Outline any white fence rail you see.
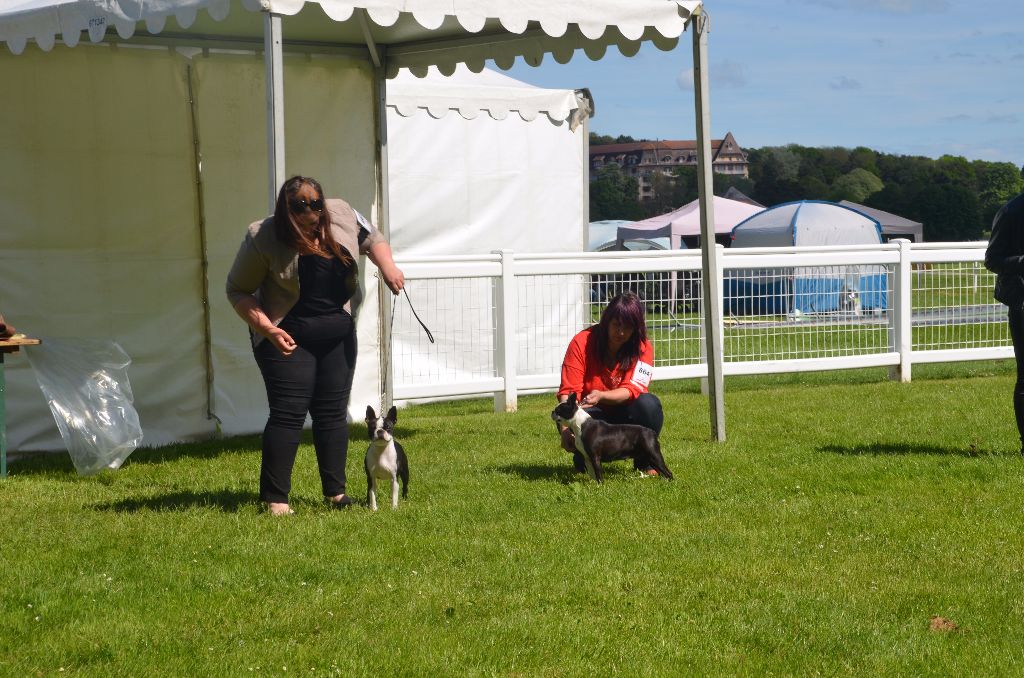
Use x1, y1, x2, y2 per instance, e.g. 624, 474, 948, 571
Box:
390, 241, 1011, 411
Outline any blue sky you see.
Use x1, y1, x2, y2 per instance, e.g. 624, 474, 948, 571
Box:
501, 0, 1024, 164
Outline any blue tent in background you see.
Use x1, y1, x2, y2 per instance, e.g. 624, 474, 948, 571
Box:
726, 201, 886, 315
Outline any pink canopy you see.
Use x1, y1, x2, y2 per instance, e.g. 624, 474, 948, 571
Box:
617, 196, 764, 249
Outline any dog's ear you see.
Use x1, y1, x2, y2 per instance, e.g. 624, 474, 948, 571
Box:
386, 405, 398, 423
567, 392, 577, 406
365, 405, 376, 421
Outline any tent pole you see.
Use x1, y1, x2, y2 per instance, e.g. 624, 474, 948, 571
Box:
691, 10, 726, 441
185, 62, 221, 429
263, 12, 286, 211
363, 15, 393, 411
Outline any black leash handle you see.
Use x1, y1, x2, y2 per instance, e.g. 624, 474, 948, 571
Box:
391, 287, 434, 344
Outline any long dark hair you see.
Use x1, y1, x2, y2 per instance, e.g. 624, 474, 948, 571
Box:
594, 292, 648, 371
273, 175, 352, 265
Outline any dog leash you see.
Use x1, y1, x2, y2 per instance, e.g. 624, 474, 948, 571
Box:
392, 287, 434, 345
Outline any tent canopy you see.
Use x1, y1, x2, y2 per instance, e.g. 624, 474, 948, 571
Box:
1, 0, 701, 73
731, 200, 883, 248
838, 200, 924, 242
616, 195, 763, 249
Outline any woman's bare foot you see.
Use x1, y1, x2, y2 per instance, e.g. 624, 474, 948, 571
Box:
266, 502, 293, 516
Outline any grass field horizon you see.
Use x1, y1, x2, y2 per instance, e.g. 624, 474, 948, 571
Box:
3, 361, 1023, 675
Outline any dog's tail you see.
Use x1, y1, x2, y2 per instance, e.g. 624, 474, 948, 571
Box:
650, 438, 673, 480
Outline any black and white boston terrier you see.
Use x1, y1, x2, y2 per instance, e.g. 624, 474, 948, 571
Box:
551, 392, 673, 483
364, 405, 409, 510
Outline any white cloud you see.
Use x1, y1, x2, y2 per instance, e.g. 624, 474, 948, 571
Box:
791, 0, 950, 12
676, 61, 747, 91
987, 114, 1020, 124
829, 76, 862, 90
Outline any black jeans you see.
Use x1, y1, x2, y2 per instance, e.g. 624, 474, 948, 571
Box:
253, 315, 356, 504
1008, 306, 1024, 449
572, 393, 664, 470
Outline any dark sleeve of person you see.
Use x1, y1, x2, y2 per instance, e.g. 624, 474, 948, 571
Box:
357, 225, 369, 247
985, 195, 1024, 274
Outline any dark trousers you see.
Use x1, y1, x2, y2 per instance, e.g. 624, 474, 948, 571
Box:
1009, 306, 1024, 449
573, 393, 664, 470
253, 321, 356, 504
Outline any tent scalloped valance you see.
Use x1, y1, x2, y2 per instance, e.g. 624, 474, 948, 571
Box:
386, 64, 588, 125
0, 0, 700, 65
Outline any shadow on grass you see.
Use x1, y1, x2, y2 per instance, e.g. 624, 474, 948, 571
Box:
819, 441, 1008, 457
94, 489, 255, 513
492, 463, 579, 484
9, 422, 427, 478
8, 434, 264, 477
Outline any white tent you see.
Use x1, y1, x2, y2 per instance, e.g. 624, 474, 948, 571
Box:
0, 0, 713, 452
386, 65, 592, 400
387, 65, 591, 257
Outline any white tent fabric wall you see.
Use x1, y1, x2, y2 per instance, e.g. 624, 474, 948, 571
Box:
386, 66, 590, 390
0, 46, 382, 450
1, 46, 211, 451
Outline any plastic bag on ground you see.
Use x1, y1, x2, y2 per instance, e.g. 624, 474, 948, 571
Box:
26, 338, 143, 476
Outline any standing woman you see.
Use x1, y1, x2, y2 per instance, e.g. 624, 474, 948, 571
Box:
984, 190, 1024, 454
227, 176, 404, 515
556, 291, 664, 474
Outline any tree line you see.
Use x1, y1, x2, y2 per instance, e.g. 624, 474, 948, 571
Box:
589, 133, 1024, 241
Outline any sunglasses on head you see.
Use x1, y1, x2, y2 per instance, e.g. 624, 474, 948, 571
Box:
288, 197, 324, 214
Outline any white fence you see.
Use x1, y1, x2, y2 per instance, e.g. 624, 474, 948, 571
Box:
389, 241, 1011, 411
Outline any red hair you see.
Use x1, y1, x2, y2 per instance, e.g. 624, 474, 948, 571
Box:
594, 292, 648, 371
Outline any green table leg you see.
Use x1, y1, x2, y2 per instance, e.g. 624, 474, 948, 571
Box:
1, 351, 6, 479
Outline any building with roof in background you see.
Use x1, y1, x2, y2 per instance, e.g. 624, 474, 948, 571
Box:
590, 132, 749, 200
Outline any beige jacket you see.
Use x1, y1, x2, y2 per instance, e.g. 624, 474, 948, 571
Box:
225, 198, 385, 345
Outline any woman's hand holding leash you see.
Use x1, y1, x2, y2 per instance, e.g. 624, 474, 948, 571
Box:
380, 264, 405, 295
580, 390, 605, 407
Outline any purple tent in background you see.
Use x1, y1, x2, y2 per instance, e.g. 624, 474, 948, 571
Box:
616, 196, 764, 250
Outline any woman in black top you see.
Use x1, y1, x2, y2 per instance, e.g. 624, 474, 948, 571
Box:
984, 190, 1024, 454
229, 176, 404, 515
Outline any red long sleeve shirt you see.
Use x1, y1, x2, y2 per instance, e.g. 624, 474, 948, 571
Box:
558, 327, 654, 402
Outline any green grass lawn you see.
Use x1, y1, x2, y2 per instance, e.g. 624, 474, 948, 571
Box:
3, 361, 1024, 675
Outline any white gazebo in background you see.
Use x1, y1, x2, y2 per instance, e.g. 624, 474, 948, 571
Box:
0, 0, 726, 449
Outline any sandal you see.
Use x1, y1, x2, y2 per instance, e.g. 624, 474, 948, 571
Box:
327, 494, 354, 509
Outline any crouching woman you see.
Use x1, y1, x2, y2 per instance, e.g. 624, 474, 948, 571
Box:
556, 291, 664, 474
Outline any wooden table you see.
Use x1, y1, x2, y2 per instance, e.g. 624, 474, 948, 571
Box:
1, 337, 41, 478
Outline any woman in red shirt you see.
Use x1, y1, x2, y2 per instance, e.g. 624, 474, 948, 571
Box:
557, 292, 664, 474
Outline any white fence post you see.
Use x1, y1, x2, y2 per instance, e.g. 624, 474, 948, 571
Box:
890, 238, 912, 382
493, 249, 518, 412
